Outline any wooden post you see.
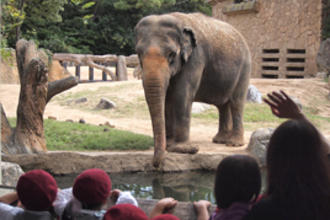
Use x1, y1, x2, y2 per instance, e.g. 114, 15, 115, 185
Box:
89, 66, 94, 81
102, 70, 107, 81
75, 65, 81, 80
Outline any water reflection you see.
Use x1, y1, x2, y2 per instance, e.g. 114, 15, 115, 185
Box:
55, 169, 266, 204
55, 171, 216, 203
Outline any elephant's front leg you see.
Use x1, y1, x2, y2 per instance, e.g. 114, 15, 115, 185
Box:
165, 93, 176, 148
166, 84, 198, 154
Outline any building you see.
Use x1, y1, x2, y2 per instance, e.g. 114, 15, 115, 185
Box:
207, 0, 324, 78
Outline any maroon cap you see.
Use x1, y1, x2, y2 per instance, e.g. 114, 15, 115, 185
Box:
103, 204, 149, 220
73, 168, 111, 205
151, 214, 180, 220
16, 169, 57, 211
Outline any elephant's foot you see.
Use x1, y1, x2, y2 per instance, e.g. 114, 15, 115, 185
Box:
212, 131, 231, 144
153, 149, 166, 168
225, 133, 244, 147
167, 143, 199, 154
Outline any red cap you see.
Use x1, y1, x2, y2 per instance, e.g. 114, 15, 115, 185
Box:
103, 204, 149, 220
16, 169, 57, 211
151, 214, 180, 220
73, 168, 111, 205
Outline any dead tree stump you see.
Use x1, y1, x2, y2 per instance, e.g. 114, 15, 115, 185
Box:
1, 39, 78, 154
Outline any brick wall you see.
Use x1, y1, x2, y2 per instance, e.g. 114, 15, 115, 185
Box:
209, 0, 323, 78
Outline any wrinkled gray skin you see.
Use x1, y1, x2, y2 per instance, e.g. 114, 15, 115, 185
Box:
135, 12, 251, 167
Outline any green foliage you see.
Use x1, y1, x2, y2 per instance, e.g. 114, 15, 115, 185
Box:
8, 118, 153, 151
1, 0, 211, 54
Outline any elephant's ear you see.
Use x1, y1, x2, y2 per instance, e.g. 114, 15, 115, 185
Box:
181, 27, 197, 63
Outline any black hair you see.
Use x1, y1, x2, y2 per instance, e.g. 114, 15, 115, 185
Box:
214, 154, 261, 209
266, 119, 330, 219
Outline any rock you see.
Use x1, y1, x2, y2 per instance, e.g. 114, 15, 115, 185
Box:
1, 162, 24, 187
247, 85, 262, 103
67, 97, 88, 105
317, 38, 330, 74
48, 116, 57, 120
65, 119, 74, 123
0, 48, 19, 84
96, 98, 116, 109
104, 128, 110, 132
79, 119, 86, 124
316, 72, 328, 79
104, 121, 115, 128
247, 128, 275, 167
291, 96, 303, 110
191, 102, 211, 114
74, 97, 88, 104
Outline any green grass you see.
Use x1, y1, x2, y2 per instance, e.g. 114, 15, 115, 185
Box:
8, 118, 153, 151
192, 103, 283, 123
192, 103, 330, 131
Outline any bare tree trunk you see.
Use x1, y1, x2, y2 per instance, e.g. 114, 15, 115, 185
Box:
1, 39, 78, 154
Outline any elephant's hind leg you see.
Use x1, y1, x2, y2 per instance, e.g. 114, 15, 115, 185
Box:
213, 102, 233, 144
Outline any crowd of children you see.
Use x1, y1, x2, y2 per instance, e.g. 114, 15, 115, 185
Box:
0, 90, 329, 220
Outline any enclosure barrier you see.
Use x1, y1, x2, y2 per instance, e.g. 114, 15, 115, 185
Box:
53, 53, 142, 83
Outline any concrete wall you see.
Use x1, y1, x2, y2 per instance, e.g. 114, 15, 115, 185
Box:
208, 0, 323, 78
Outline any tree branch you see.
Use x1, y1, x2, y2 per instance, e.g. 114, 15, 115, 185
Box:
47, 76, 79, 103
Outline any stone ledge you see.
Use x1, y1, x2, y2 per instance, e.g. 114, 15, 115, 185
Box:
2, 150, 246, 175
223, 1, 259, 15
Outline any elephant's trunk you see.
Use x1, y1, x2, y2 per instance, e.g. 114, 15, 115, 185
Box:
142, 48, 170, 167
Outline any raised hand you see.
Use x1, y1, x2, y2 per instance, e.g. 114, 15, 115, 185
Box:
149, 197, 178, 219
193, 200, 211, 220
263, 90, 305, 120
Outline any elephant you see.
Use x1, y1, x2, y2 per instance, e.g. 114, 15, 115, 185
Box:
135, 12, 251, 167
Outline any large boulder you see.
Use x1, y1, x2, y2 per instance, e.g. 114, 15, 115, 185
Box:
1, 162, 24, 187
247, 128, 274, 167
191, 102, 211, 114
317, 38, 330, 75
247, 85, 262, 103
96, 98, 116, 109
0, 48, 19, 84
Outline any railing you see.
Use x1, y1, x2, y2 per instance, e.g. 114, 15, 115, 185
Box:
53, 53, 141, 83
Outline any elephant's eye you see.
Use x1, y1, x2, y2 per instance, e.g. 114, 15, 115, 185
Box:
168, 52, 176, 65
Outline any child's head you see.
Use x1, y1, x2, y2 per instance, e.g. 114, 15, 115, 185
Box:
214, 155, 261, 209
16, 169, 58, 211
73, 168, 112, 210
103, 204, 148, 220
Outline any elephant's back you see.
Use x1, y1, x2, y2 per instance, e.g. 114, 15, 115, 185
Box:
170, 12, 249, 56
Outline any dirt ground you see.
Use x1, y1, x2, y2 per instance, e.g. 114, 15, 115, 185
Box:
1, 68, 329, 153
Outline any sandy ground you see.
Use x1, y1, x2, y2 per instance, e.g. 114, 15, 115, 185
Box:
1, 68, 329, 153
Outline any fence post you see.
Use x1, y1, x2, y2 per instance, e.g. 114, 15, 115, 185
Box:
89, 67, 94, 81
63, 62, 68, 70
102, 70, 107, 81
75, 65, 80, 80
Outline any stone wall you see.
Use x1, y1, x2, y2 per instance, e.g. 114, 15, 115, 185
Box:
208, 0, 323, 78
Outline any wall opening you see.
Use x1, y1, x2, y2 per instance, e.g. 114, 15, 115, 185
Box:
287, 49, 306, 54
286, 67, 304, 71
262, 74, 279, 78
262, 66, 279, 70
287, 58, 305, 63
263, 49, 280, 54
263, 58, 279, 62
286, 75, 304, 79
